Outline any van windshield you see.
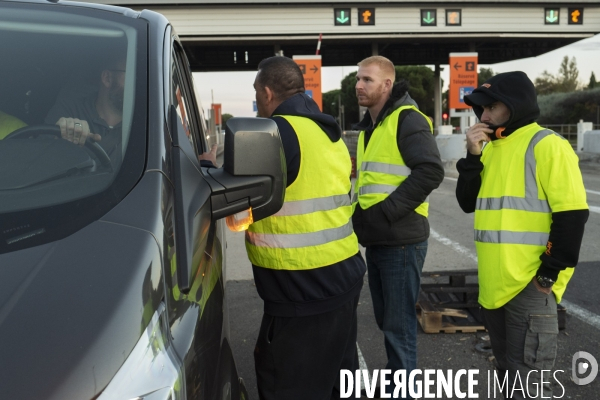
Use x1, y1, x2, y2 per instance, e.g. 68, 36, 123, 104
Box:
0, 3, 147, 253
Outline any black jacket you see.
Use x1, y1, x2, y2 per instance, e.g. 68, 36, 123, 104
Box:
352, 83, 445, 246
252, 93, 366, 318
456, 72, 589, 281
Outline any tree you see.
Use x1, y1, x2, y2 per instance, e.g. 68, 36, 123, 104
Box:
339, 71, 359, 128
339, 66, 436, 127
396, 66, 436, 118
534, 56, 580, 95
557, 55, 579, 92
588, 72, 598, 90
537, 87, 600, 124
535, 70, 559, 96
322, 89, 341, 120
222, 113, 233, 124
478, 68, 495, 86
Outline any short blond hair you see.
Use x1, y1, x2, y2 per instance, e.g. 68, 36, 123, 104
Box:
358, 56, 396, 82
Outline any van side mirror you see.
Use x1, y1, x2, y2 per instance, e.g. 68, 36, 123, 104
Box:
206, 117, 286, 222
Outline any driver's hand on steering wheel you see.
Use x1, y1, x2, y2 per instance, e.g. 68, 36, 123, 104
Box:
56, 117, 102, 146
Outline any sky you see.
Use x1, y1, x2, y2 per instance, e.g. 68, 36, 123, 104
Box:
193, 34, 600, 119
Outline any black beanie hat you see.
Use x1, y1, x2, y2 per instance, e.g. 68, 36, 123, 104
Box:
464, 71, 540, 135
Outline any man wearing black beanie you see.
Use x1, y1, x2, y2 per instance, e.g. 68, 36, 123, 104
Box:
456, 71, 589, 399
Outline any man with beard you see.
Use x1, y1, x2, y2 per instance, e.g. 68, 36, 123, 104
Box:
456, 71, 588, 399
45, 56, 127, 165
352, 56, 443, 398
46, 56, 219, 168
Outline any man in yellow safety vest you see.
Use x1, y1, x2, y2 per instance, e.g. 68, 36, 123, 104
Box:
456, 71, 589, 399
352, 56, 444, 398
247, 56, 366, 400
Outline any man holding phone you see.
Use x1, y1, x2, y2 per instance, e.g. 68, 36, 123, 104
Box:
455, 71, 588, 398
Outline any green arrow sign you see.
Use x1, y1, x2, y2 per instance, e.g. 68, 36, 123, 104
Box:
334, 8, 351, 25
545, 9, 559, 24
420, 9, 436, 26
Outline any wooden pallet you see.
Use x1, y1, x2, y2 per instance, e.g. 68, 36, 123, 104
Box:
416, 270, 568, 333
417, 292, 485, 333
417, 270, 486, 334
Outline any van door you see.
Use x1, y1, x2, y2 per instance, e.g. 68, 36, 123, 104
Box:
165, 38, 227, 399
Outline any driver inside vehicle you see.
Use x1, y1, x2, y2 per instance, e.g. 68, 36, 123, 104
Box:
0, 110, 27, 140
44, 55, 126, 162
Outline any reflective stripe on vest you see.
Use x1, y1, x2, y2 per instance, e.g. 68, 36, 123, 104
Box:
245, 115, 359, 270
475, 129, 554, 245
246, 220, 354, 249
474, 126, 578, 309
353, 186, 429, 203
476, 196, 550, 213
273, 194, 350, 217
362, 161, 412, 176
354, 105, 432, 217
474, 230, 549, 246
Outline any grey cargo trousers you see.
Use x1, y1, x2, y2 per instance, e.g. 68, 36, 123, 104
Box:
481, 279, 559, 399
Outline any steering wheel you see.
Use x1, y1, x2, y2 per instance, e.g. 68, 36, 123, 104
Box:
6, 124, 112, 170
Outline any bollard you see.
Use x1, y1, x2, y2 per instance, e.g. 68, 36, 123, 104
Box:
577, 120, 593, 152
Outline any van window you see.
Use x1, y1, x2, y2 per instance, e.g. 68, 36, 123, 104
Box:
171, 44, 207, 157
0, 3, 147, 253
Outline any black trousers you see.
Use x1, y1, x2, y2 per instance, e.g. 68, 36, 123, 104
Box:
254, 294, 360, 400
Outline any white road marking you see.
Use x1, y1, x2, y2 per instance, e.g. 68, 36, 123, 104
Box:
356, 342, 368, 391
357, 342, 368, 371
589, 205, 600, 215
430, 229, 478, 263
430, 229, 600, 330
444, 176, 457, 181
586, 189, 600, 196
560, 300, 600, 331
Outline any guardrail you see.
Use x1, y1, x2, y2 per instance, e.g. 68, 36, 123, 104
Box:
340, 124, 600, 156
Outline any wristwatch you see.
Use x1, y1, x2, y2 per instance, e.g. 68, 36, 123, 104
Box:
536, 275, 555, 288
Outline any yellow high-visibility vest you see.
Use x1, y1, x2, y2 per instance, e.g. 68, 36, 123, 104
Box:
353, 106, 433, 217
245, 115, 358, 270
0, 111, 27, 139
475, 123, 588, 309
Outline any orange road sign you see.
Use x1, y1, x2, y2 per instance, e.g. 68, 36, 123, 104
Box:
293, 55, 322, 110
212, 103, 222, 125
569, 8, 583, 24
449, 53, 478, 110
359, 8, 375, 25
362, 10, 371, 23
446, 10, 461, 25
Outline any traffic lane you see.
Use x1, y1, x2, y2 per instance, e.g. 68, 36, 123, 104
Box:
430, 174, 600, 311
357, 281, 600, 399
423, 174, 600, 392
581, 164, 600, 192
554, 169, 600, 328
426, 176, 478, 271
430, 173, 600, 265
564, 261, 600, 315
226, 278, 600, 400
579, 201, 600, 263
225, 171, 600, 398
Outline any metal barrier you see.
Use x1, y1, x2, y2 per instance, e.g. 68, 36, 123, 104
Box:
342, 130, 359, 158
342, 130, 360, 178
543, 124, 600, 148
